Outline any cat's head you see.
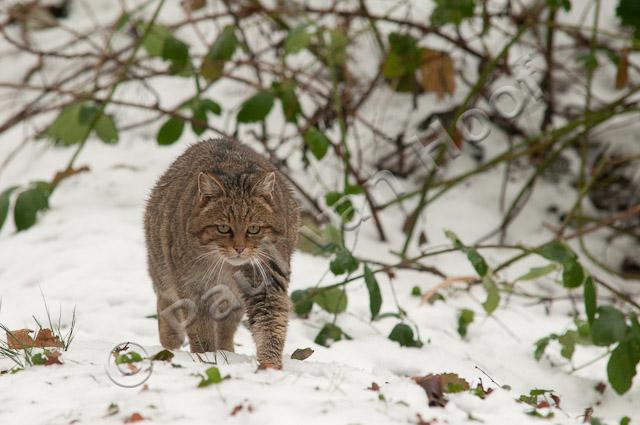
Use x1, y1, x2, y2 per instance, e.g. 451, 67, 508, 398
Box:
194, 171, 280, 266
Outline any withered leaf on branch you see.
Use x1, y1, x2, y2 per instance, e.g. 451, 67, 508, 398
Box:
6, 329, 35, 349
419, 48, 456, 100
181, 0, 206, 13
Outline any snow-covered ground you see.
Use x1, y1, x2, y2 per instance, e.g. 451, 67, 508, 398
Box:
1, 1, 639, 424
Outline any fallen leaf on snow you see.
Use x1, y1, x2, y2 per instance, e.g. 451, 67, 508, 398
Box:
413, 373, 470, 407
106, 403, 120, 417
230, 405, 243, 416
44, 351, 63, 366
150, 349, 174, 362
367, 382, 380, 392
6, 329, 35, 349
124, 412, 145, 423
34, 329, 63, 348
290, 347, 314, 360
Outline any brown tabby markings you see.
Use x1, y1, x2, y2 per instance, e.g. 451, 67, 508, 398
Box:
144, 138, 300, 368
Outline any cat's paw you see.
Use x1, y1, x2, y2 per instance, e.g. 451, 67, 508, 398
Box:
257, 361, 282, 371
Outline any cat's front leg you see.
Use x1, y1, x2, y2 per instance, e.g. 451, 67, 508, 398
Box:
245, 287, 290, 369
235, 258, 291, 369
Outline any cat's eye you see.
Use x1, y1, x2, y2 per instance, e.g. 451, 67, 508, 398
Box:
247, 225, 260, 235
216, 224, 231, 234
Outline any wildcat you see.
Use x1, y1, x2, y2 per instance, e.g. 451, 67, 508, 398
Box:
144, 138, 299, 369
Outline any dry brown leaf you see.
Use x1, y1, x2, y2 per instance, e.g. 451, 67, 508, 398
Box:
230, 405, 243, 416
6, 329, 35, 349
124, 413, 145, 423
413, 374, 446, 407
616, 48, 629, 90
44, 351, 63, 366
181, 0, 206, 13
419, 48, 456, 100
413, 373, 470, 407
551, 394, 561, 408
34, 329, 63, 348
367, 382, 380, 391
290, 347, 314, 361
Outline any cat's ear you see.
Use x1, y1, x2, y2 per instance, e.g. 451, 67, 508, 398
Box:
251, 172, 276, 199
197, 172, 225, 200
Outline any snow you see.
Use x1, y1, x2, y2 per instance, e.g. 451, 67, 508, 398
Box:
0, 1, 638, 424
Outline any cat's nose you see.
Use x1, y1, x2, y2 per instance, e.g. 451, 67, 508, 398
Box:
234, 246, 245, 255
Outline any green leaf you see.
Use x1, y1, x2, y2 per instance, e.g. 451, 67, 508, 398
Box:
303, 127, 330, 160
201, 25, 237, 82
481, 276, 500, 314
591, 306, 627, 346
207, 25, 237, 61
616, 0, 640, 39
326, 29, 348, 66
43, 104, 89, 146
273, 80, 301, 123
411, 286, 421, 297
141, 23, 173, 57
621, 417, 631, 425
329, 246, 358, 275
363, 265, 382, 320
607, 341, 637, 394
162, 36, 189, 63
14, 185, 49, 231
151, 349, 174, 362
0, 186, 19, 231
198, 366, 222, 387
162, 36, 190, 73
115, 12, 130, 32
95, 113, 118, 144
237, 90, 275, 123
537, 240, 576, 264
515, 264, 557, 281
191, 104, 207, 136
562, 259, 585, 288
584, 277, 597, 325
534, 336, 552, 361
291, 289, 313, 317
457, 308, 475, 338
314, 287, 347, 314
199, 99, 222, 115
325, 191, 341, 207
388, 323, 422, 347
382, 32, 421, 78
314, 323, 343, 347
431, 0, 476, 26
444, 230, 489, 277
115, 351, 143, 364
558, 330, 577, 360
31, 353, 47, 365
157, 117, 184, 145
284, 24, 312, 55
546, 0, 571, 11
